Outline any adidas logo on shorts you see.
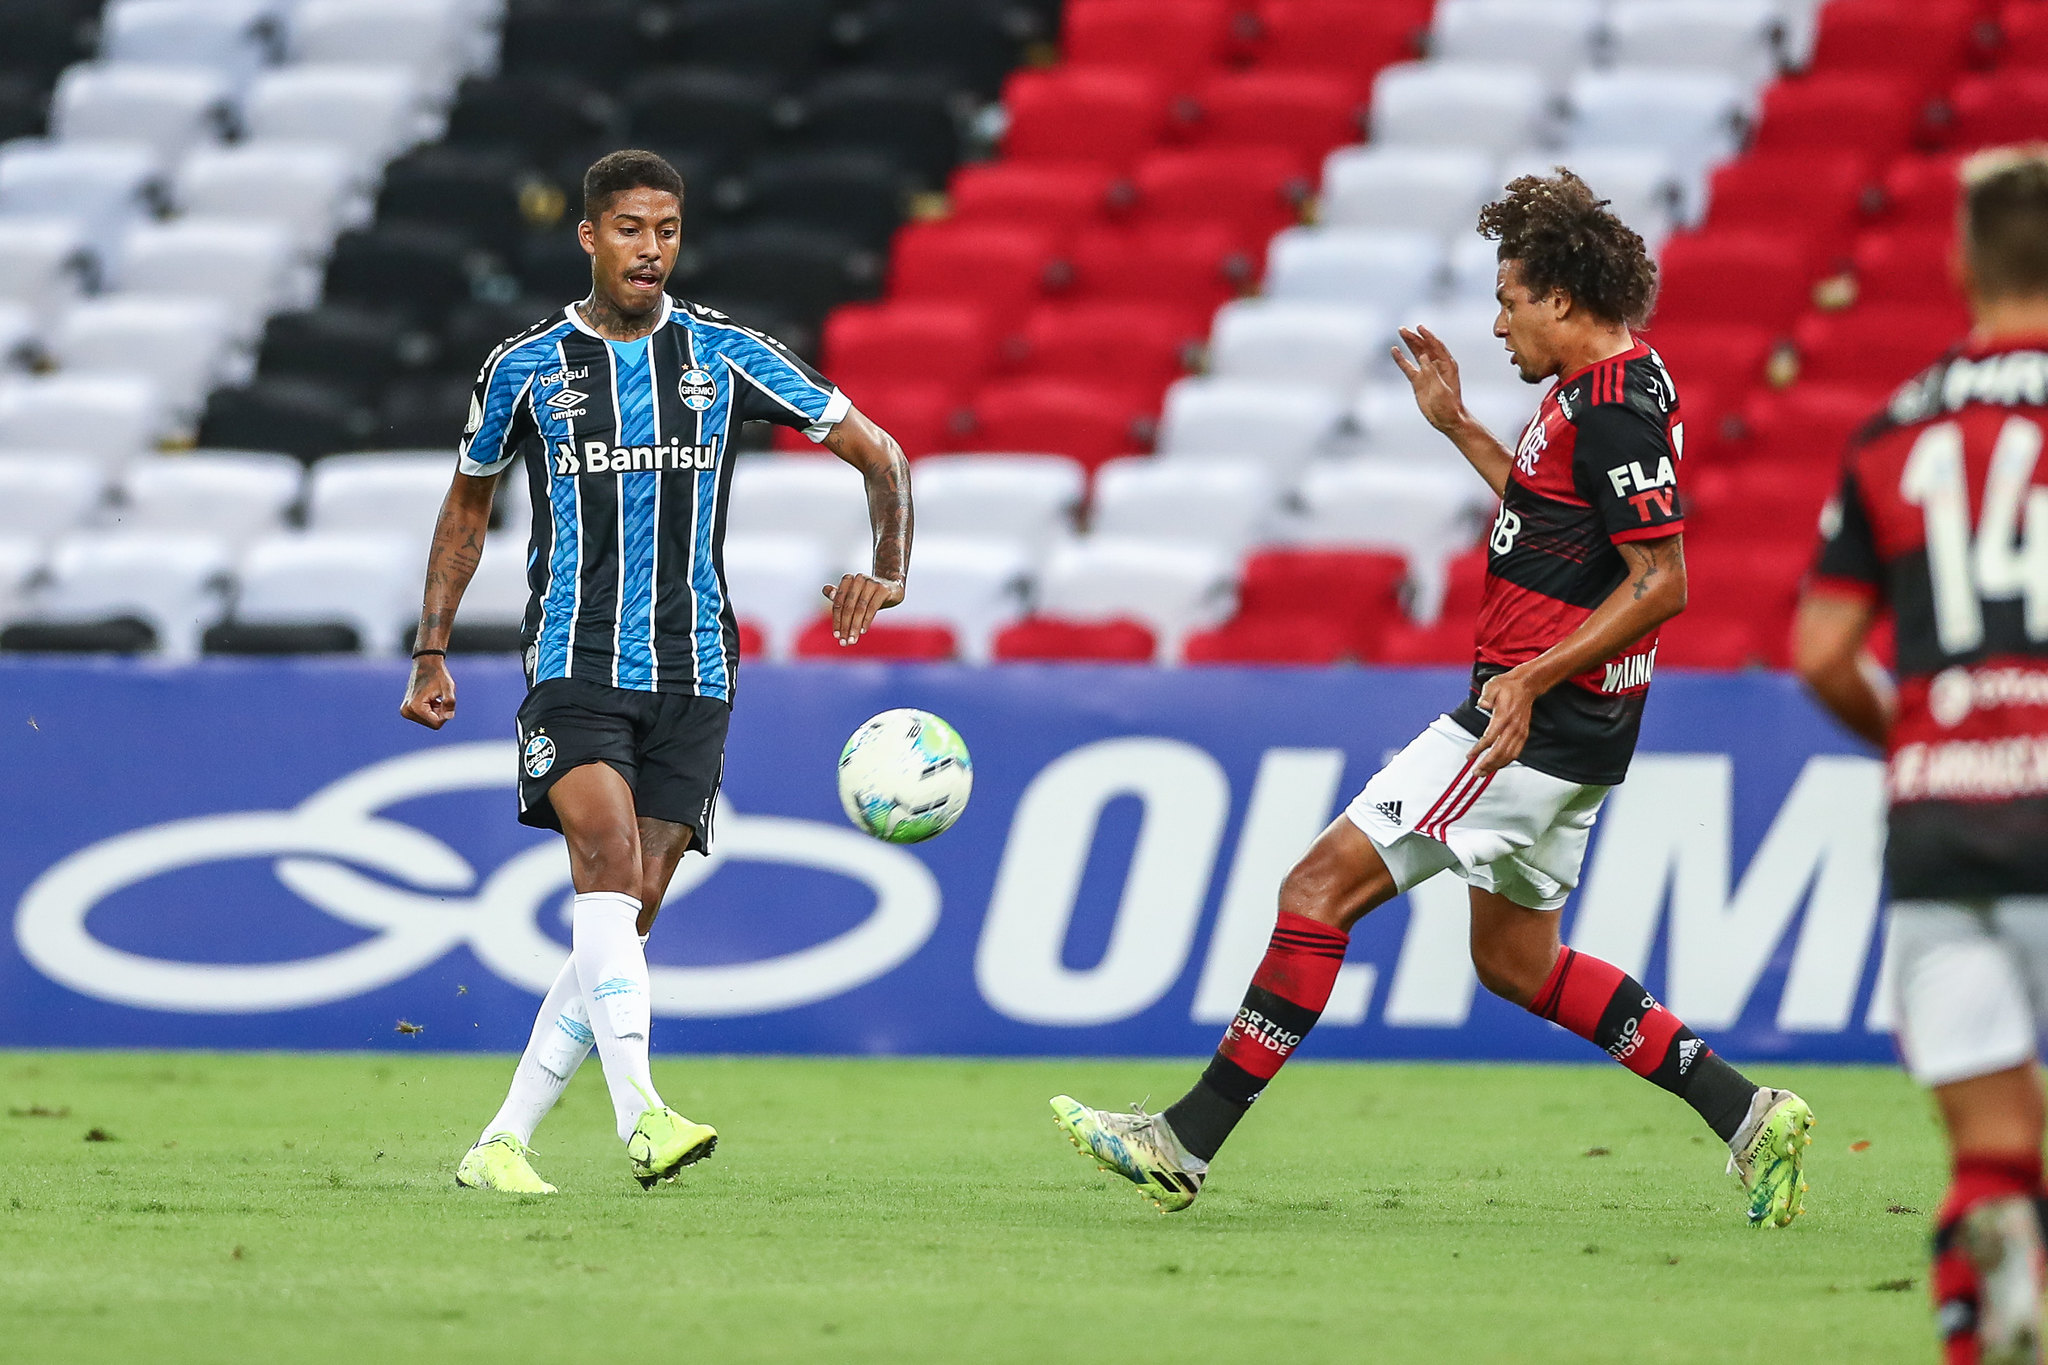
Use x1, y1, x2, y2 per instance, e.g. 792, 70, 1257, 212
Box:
1373, 800, 1403, 824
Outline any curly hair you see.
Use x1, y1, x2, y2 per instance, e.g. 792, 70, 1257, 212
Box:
1476, 169, 1658, 328
582, 148, 685, 224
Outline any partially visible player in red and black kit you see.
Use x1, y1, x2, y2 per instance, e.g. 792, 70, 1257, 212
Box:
1050, 171, 1815, 1228
1797, 148, 2048, 1365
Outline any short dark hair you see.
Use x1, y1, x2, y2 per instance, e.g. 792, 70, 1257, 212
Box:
1477, 169, 1659, 328
1962, 146, 2048, 301
582, 149, 685, 224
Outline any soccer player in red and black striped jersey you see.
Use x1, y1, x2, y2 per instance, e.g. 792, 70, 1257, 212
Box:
1796, 148, 2048, 1365
1052, 171, 1814, 1228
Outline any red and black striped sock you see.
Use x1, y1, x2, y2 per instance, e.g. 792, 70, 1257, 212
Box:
1930, 1154, 2046, 1364
1529, 947, 1758, 1143
1162, 911, 1350, 1161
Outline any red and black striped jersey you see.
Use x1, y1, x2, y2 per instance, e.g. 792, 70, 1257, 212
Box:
1812, 333, 2048, 897
1448, 340, 1685, 786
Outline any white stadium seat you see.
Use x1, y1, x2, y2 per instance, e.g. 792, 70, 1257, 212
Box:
0, 219, 92, 318
1156, 377, 1347, 468
50, 297, 235, 421
1034, 537, 1236, 652
101, 0, 278, 87
1608, 1, 1782, 85
0, 375, 165, 463
1564, 69, 1748, 179
1465, 384, 1544, 450
231, 532, 414, 654
1370, 63, 1551, 155
306, 453, 450, 548
49, 64, 234, 160
1354, 381, 1461, 464
1292, 462, 1489, 581
0, 142, 162, 232
721, 532, 834, 658
174, 144, 364, 255
1441, 232, 1504, 304
725, 456, 872, 558
288, 0, 484, 99
241, 66, 429, 172
1089, 458, 1280, 554
1499, 148, 1685, 237
0, 456, 106, 538
114, 219, 300, 334
1317, 146, 1497, 238
1263, 227, 1444, 314
1430, 0, 1605, 76
910, 453, 1083, 551
114, 453, 302, 543
17, 531, 231, 658
1208, 299, 1385, 393
0, 301, 33, 370
876, 534, 1031, 663
457, 533, 531, 631
0, 536, 41, 610
1398, 301, 1516, 389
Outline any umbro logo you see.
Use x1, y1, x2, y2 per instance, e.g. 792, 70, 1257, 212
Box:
546, 387, 589, 410
1374, 800, 1402, 824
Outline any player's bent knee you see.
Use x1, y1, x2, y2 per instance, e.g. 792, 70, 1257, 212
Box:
1278, 819, 1397, 931
1468, 936, 1549, 1007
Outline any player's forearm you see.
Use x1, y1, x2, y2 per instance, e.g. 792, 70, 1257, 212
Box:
1792, 593, 1893, 748
1440, 412, 1513, 498
1520, 537, 1685, 693
864, 440, 912, 585
412, 475, 496, 651
1800, 654, 1894, 749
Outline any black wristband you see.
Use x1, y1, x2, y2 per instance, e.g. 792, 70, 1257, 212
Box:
410, 648, 446, 659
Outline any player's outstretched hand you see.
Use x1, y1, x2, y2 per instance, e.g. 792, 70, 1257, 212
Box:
822, 572, 905, 646
1469, 665, 1538, 774
400, 655, 457, 729
1393, 325, 1467, 434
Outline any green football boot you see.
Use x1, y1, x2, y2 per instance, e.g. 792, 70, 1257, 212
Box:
1728, 1088, 1815, 1228
627, 1107, 718, 1189
1050, 1095, 1207, 1213
455, 1134, 557, 1194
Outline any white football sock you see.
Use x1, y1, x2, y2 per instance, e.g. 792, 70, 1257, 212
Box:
478, 954, 592, 1148
571, 890, 664, 1142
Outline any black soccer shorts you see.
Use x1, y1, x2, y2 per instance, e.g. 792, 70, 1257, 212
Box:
513, 678, 730, 851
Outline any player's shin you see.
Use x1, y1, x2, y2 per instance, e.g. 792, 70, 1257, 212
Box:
1528, 947, 1758, 1141
1162, 911, 1350, 1161
479, 956, 593, 1147
1932, 1154, 2047, 1365
570, 890, 665, 1142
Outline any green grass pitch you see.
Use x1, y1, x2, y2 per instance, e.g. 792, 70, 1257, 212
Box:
0, 1052, 1943, 1364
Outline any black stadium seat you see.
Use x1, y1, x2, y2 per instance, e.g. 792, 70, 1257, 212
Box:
499, 0, 660, 81
198, 379, 376, 461
0, 76, 50, 143
377, 147, 540, 258
797, 72, 963, 183
624, 68, 788, 155
854, 0, 1046, 98
0, 0, 103, 90
731, 151, 915, 250
256, 306, 421, 394
379, 375, 476, 449
661, 0, 842, 78
203, 622, 363, 656
441, 297, 566, 375
325, 226, 482, 321
684, 225, 883, 323
445, 75, 618, 163
2, 619, 158, 655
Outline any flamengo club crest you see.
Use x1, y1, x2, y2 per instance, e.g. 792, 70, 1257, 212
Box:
678, 367, 717, 411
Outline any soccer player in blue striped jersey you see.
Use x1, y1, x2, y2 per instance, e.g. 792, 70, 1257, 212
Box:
400, 150, 913, 1193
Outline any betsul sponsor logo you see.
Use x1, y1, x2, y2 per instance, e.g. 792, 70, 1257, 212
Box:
14, 743, 939, 1016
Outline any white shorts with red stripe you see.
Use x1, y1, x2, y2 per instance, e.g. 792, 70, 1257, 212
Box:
1343, 715, 1610, 912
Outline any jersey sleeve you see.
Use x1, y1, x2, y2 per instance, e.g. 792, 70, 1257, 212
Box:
721, 326, 850, 441
1573, 401, 1686, 543
457, 341, 537, 476
1810, 462, 1886, 601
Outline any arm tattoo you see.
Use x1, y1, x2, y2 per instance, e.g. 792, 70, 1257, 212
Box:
866, 447, 911, 584
414, 480, 494, 648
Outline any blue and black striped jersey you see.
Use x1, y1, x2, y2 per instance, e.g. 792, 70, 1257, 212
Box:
458, 296, 847, 700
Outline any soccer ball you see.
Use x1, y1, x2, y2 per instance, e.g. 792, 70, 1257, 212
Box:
836, 709, 973, 843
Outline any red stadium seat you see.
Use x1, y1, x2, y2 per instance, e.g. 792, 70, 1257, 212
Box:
1702, 153, 1875, 250
888, 221, 1059, 312
962, 378, 1154, 471
1639, 322, 1776, 410
1852, 225, 1962, 308
1656, 231, 1818, 330
1808, 0, 1977, 91
1000, 66, 1172, 167
832, 381, 962, 458
1008, 300, 1203, 391
1944, 71, 2048, 150
993, 616, 1157, 661
1208, 548, 1410, 660
1792, 304, 1966, 389
1878, 152, 1972, 226
1245, 0, 1423, 84
794, 617, 957, 661
1999, 3, 2048, 71
823, 300, 995, 396
1731, 384, 1887, 474
1750, 74, 1925, 155
1376, 549, 1484, 664
1062, 0, 1236, 92
1066, 221, 1250, 310
735, 618, 767, 657
1129, 146, 1311, 242
1655, 616, 1763, 670
1187, 71, 1365, 159
1182, 615, 1353, 664
947, 162, 1118, 232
